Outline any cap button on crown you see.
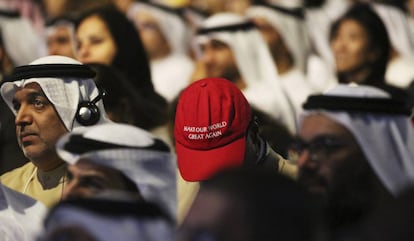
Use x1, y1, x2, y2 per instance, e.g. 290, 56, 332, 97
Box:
200, 81, 207, 87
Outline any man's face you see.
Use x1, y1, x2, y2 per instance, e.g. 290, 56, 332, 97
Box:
199, 39, 241, 82
12, 82, 68, 169
296, 114, 367, 197
76, 15, 117, 65
134, 12, 170, 60
47, 25, 76, 59
252, 17, 282, 52
62, 159, 133, 200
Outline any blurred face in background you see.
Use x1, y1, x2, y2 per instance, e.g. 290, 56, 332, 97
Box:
76, 15, 117, 65
133, 12, 170, 60
47, 25, 76, 58
252, 17, 288, 60
199, 39, 241, 82
330, 19, 374, 79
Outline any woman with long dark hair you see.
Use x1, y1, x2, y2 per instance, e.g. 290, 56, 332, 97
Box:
75, 4, 167, 108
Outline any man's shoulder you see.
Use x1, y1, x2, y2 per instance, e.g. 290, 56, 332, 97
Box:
1, 162, 36, 185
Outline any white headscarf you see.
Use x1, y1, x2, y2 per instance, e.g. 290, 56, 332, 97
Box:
0, 183, 47, 241
127, 2, 190, 55
0, 11, 46, 66
371, 3, 414, 60
300, 84, 414, 196
246, 4, 310, 72
194, 13, 278, 87
38, 196, 173, 241
56, 122, 177, 222
0, 55, 110, 131
194, 13, 297, 132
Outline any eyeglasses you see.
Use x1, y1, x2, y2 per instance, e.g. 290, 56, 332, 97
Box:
287, 135, 352, 163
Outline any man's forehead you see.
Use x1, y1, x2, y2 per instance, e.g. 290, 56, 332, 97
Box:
75, 158, 118, 175
14, 82, 46, 97
301, 114, 352, 138
201, 39, 230, 48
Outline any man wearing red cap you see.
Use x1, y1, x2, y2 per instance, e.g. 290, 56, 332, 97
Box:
174, 78, 297, 221
175, 78, 296, 181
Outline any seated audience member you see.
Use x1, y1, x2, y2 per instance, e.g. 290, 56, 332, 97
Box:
178, 167, 325, 241
37, 193, 173, 241
127, 1, 194, 103
0, 55, 110, 207
291, 83, 414, 239
75, 4, 167, 108
247, 2, 317, 118
174, 78, 297, 223
56, 122, 177, 222
329, 3, 412, 107
45, 16, 77, 59
175, 78, 297, 182
192, 13, 297, 133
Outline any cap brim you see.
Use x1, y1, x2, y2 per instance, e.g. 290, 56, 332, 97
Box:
176, 137, 246, 181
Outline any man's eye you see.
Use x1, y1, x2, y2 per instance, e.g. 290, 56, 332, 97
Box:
81, 178, 105, 191
66, 171, 74, 183
12, 103, 21, 112
33, 99, 45, 109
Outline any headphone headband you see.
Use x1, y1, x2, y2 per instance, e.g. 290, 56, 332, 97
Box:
6, 64, 96, 82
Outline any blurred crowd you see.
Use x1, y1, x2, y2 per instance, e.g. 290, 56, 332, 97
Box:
0, 0, 413, 241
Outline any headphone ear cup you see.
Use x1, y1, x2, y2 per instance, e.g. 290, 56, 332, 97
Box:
75, 101, 100, 126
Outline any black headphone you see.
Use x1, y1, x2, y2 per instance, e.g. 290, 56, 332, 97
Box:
8, 63, 103, 126
75, 88, 105, 126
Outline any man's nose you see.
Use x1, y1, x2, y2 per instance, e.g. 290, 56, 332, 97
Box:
201, 48, 214, 63
15, 104, 33, 126
297, 149, 318, 170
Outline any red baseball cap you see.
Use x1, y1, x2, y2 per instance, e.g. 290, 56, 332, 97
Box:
174, 78, 252, 181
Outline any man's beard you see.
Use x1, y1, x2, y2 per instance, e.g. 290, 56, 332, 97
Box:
207, 65, 241, 84
298, 162, 378, 233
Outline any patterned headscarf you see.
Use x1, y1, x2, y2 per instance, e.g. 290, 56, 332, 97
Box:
56, 122, 177, 221
1, 55, 110, 131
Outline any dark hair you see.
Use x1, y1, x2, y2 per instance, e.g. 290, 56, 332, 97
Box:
329, 3, 391, 85
75, 5, 166, 106
87, 63, 168, 130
